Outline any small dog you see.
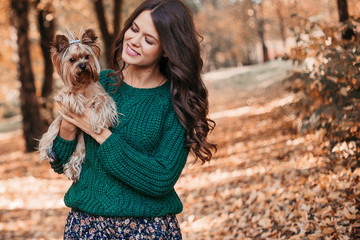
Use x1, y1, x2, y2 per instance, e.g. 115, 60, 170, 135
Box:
39, 29, 118, 182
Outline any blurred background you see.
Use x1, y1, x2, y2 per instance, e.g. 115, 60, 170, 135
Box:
1, 0, 360, 239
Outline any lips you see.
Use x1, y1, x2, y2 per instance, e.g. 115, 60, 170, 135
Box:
126, 44, 140, 56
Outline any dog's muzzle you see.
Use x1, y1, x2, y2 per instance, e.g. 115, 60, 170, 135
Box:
79, 63, 86, 71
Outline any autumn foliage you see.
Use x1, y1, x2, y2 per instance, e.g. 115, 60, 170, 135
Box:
287, 16, 360, 170
1, 0, 360, 239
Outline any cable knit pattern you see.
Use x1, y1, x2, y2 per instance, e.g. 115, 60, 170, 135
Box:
50, 70, 189, 217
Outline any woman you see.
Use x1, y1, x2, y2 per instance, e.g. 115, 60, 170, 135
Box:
52, 0, 216, 238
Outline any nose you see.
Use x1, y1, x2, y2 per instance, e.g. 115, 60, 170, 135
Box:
130, 34, 141, 46
79, 63, 86, 71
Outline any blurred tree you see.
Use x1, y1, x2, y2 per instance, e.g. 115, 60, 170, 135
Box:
257, 18, 269, 62
35, 0, 57, 126
337, 0, 350, 22
272, 0, 287, 50
196, 1, 242, 70
247, 0, 269, 62
336, 0, 355, 39
93, 0, 123, 68
237, 0, 259, 65
36, 0, 55, 99
11, 0, 45, 152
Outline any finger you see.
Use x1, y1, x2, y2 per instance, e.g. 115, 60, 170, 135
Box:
60, 109, 78, 119
60, 113, 83, 132
58, 110, 67, 120
58, 111, 74, 123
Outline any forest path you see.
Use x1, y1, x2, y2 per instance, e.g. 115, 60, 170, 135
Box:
1, 61, 359, 239
177, 60, 359, 239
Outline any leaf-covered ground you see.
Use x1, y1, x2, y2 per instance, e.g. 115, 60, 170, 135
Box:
0, 61, 359, 239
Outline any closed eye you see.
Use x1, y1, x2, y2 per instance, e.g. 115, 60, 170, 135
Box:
145, 38, 154, 45
130, 26, 138, 32
131, 21, 159, 45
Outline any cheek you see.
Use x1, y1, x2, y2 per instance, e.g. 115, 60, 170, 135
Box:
123, 29, 134, 42
143, 44, 163, 59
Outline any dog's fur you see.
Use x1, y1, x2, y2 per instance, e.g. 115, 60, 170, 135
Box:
39, 29, 118, 182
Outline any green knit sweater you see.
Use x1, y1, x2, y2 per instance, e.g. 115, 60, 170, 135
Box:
50, 69, 189, 218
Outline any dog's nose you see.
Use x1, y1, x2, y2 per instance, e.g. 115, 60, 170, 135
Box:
79, 63, 86, 71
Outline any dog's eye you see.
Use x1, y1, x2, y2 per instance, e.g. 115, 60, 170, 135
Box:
70, 58, 76, 63
85, 55, 89, 59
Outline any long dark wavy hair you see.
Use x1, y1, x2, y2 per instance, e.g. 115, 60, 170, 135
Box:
110, 0, 216, 163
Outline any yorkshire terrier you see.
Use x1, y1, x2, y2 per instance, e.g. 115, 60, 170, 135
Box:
39, 28, 118, 182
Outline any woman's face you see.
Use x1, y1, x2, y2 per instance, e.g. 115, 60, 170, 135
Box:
122, 10, 164, 69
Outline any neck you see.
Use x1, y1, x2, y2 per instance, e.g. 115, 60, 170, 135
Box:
123, 65, 165, 88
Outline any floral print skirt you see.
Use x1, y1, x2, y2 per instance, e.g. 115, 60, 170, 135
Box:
64, 209, 182, 240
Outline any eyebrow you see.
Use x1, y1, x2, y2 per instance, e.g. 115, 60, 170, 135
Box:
132, 21, 160, 44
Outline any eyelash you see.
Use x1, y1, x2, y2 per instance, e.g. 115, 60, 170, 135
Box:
130, 26, 154, 45
145, 39, 154, 45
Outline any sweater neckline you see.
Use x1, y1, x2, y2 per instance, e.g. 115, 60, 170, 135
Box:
120, 79, 170, 95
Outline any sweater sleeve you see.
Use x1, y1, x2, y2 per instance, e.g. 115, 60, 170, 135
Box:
49, 132, 78, 174
97, 109, 189, 197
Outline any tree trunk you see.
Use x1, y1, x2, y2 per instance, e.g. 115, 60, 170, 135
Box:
336, 0, 349, 22
93, 0, 123, 68
253, 2, 269, 62
113, 0, 122, 39
11, 0, 45, 152
336, 0, 355, 40
243, 46, 255, 66
258, 18, 269, 62
37, 1, 55, 98
275, 0, 286, 50
36, 1, 56, 125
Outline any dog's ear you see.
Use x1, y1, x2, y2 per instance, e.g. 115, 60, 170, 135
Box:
50, 34, 70, 76
81, 29, 101, 58
81, 29, 97, 43
52, 34, 70, 53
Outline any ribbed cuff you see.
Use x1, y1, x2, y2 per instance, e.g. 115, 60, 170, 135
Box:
53, 135, 77, 164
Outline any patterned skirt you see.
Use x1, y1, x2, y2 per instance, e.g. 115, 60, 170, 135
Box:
64, 209, 182, 240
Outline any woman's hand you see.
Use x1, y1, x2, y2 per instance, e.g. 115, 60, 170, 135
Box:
58, 108, 112, 145
59, 118, 78, 141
